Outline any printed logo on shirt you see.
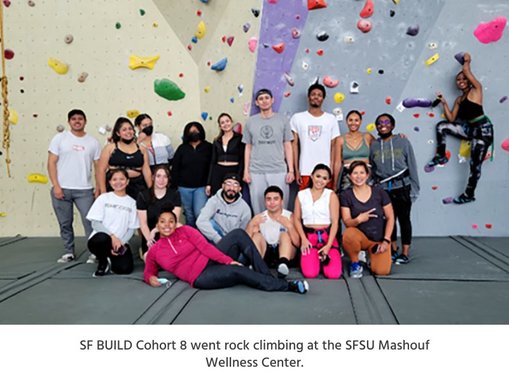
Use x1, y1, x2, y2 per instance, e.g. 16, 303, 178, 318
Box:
258, 125, 276, 145
105, 203, 133, 213
72, 145, 86, 151
307, 125, 322, 142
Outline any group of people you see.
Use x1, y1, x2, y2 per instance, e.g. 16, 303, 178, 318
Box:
47, 52, 492, 292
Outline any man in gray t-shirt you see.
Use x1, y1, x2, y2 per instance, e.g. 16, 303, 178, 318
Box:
243, 89, 294, 214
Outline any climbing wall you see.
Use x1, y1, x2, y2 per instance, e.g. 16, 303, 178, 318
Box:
0, 0, 508, 237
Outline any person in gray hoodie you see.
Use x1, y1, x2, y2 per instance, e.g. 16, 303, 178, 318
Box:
369, 113, 419, 265
197, 173, 252, 244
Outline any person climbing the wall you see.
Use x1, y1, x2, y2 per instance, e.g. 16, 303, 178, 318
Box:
242, 89, 294, 214
427, 52, 494, 204
370, 114, 419, 265
290, 83, 340, 191
47, 109, 101, 264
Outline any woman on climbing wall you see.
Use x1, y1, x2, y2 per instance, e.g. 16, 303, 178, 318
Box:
97, 117, 152, 200
135, 113, 175, 172
171, 121, 212, 228
206, 112, 245, 197
427, 52, 494, 204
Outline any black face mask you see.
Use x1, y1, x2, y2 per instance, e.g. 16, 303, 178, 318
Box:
121, 137, 135, 144
188, 132, 201, 142
142, 125, 154, 136
378, 132, 393, 139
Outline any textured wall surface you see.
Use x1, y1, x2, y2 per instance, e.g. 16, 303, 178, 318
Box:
1, 0, 508, 237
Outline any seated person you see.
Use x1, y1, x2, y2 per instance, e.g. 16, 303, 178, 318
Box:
87, 168, 140, 277
196, 173, 251, 244
246, 186, 299, 278
340, 161, 394, 278
144, 207, 309, 294
293, 164, 342, 279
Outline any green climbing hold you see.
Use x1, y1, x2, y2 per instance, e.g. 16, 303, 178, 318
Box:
139, 9, 146, 16
154, 79, 186, 101
115, 22, 121, 29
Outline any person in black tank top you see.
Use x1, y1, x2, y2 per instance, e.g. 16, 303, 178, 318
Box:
427, 52, 493, 204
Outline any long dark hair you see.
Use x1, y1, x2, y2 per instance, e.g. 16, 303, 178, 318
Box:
134, 113, 152, 127
215, 112, 234, 141
111, 117, 135, 143
182, 121, 206, 144
308, 163, 332, 189
149, 165, 171, 202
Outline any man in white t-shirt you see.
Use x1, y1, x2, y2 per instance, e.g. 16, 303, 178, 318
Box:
47, 109, 101, 263
290, 83, 340, 190
246, 186, 299, 278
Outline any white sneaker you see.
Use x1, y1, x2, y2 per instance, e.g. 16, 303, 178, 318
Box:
57, 253, 75, 263
86, 254, 97, 264
277, 262, 289, 278
358, 250, 367, 263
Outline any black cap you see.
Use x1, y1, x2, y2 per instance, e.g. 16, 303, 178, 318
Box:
223, 173, 241, 184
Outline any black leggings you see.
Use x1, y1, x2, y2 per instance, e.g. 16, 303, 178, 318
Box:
435, 118, 493, 197
87, 232, 134, 274
194, 229, 288, 291
387, 186, 412, 246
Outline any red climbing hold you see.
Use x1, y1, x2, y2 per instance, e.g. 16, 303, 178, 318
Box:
385, 96, 392, 105
272, 43, 285, 54
4, 49, 14, 60
227, 36, 234, 46
308, 0, 327, 10
413, 113, 420, 118
316, 49, 324, 56
360, 0, 374, 18
357, 19, 372, 33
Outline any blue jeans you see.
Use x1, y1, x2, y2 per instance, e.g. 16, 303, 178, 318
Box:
178, 186, 207, 228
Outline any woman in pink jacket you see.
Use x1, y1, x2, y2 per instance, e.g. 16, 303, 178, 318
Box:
144, 207, 309, 294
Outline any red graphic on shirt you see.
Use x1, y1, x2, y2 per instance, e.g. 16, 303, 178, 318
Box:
307, 125, 322, 142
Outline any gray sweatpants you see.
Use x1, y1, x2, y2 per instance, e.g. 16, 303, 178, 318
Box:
50, 188, 94, 253
249, 172, 288, 214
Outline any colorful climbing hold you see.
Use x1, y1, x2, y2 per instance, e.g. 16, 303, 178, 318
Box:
139, 9, 145, 16
8, 108, 18, 125
248, 37, 258, 53
3, 0, 10, 7
473, 16, 507, 44
64, 34, 73, 44
227, 36, 234, 46
431, 185, 438, 190
413, 126, 420, 132
316, 31, 329, 41
115, 22, 121, 29
77, 72, 88, 83
48, 57, 69, 75
128, 55, 160, 70
308, 0, 327, 10
126, 110, 140, 119
272, 43, 285, 54
28, 0, 35, 6
230, 97, 235, 103
366, 67, 372, 74
251, 8, 260, 17
154, 79, 186, 101
360, 0, 374, 18
427, 112, 435, 118
153, 22, 158, 28
4, 49, 14, 60
498, 96, 507, 103
27, 173, 49, 184
390, 10, 396, 17
378, 69, 384, 75
191, 36, 198, 44
332, 108, 343, 120
454, 52, 465, 65
196, 10, 202, 17
366, 123, 376, 132
268, 0, 278, 3
425, 53, 440, 66
485, 223, 493, 229
204, 86, 211, 93
350, 81, 359, 94
357, 19, 372, 33
472, 224, 479, 230
211, 57, 228, 71
201, 112, 208, 121
500, 137, 509, 151
302, 61, 309, 70
385, 96, 392, 105
334, 92, 345, 103
243, 23, 251, 33
316, 49, 324, 56
402, 98, 433, 108
322, 76, 339, 88
291, 28, 301, 39
284, 72, 295, 86
196, 21, 206, 39
406, 25, 419, 36
233, 122, 242, 134
237, 84, 244, 94
412, 113, 420, 118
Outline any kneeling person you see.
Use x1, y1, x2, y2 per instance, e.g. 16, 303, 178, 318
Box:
247, 186, 299, 278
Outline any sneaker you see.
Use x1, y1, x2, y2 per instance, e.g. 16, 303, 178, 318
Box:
453, 193, 476, 204
93, 258, 111, 277
358, 250, 367, 263
394, 254, 410, 265
427, 155, 448, 168
277, 262, 289, 278
57, 253, 75, 263
288, 280, 309, 294
350, 262, 363, 278
391, 249, 399, 263
86, 254, 97, 264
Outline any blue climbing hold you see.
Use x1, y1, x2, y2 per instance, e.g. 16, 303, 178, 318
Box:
201, 112, 208, 121
191, 36, 198, 43
211, 57, 227, 71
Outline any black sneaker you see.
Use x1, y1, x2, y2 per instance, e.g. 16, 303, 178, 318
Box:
453, 193, 476, 204
288, 280, 309, 294
93, 258, 111, 277
394, 254, 410, 265
427, 155, 448, 167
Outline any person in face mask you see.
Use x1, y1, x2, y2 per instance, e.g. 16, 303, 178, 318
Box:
197, 173, 251, 244
135, 113, 175, 172
97, 117, 152, 199
369, 113, 420, 265
171, 121, 212, 228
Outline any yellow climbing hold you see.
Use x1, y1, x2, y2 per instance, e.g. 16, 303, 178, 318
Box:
126, 110, 140, 118
366, 123, 376, 132
196, 21, 206, 39
459, 140, 471, 158
366, 67, 372, 74
0, 212, 7, 217
392, 0, 400, 4
48, 57, 69, 75
128, 55, 160, 70
153, 22, 158, 28
27, 173, 49, 184
334, 92, 345, 104
8, 108, 18, 125
204, 86, 211, 93
425, 53, 440, 66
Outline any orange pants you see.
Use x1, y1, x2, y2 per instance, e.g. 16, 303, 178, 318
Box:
342, 227, 391, 276
299, 175, 334, 191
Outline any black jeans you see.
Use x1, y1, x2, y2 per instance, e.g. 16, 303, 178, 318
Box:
87, 232, 134, 274
387, 186, 412, 246
194, 229, 288, 291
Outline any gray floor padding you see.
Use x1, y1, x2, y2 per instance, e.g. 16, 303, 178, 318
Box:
472, 237, 509, 255
173, 279, 356, 324
0, 277, 168, 324
378, 279, 509, 324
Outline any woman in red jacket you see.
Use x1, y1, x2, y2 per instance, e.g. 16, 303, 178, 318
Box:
144, 207, 309, 294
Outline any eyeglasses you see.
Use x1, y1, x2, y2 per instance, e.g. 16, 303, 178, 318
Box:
377, 120, 392, 126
